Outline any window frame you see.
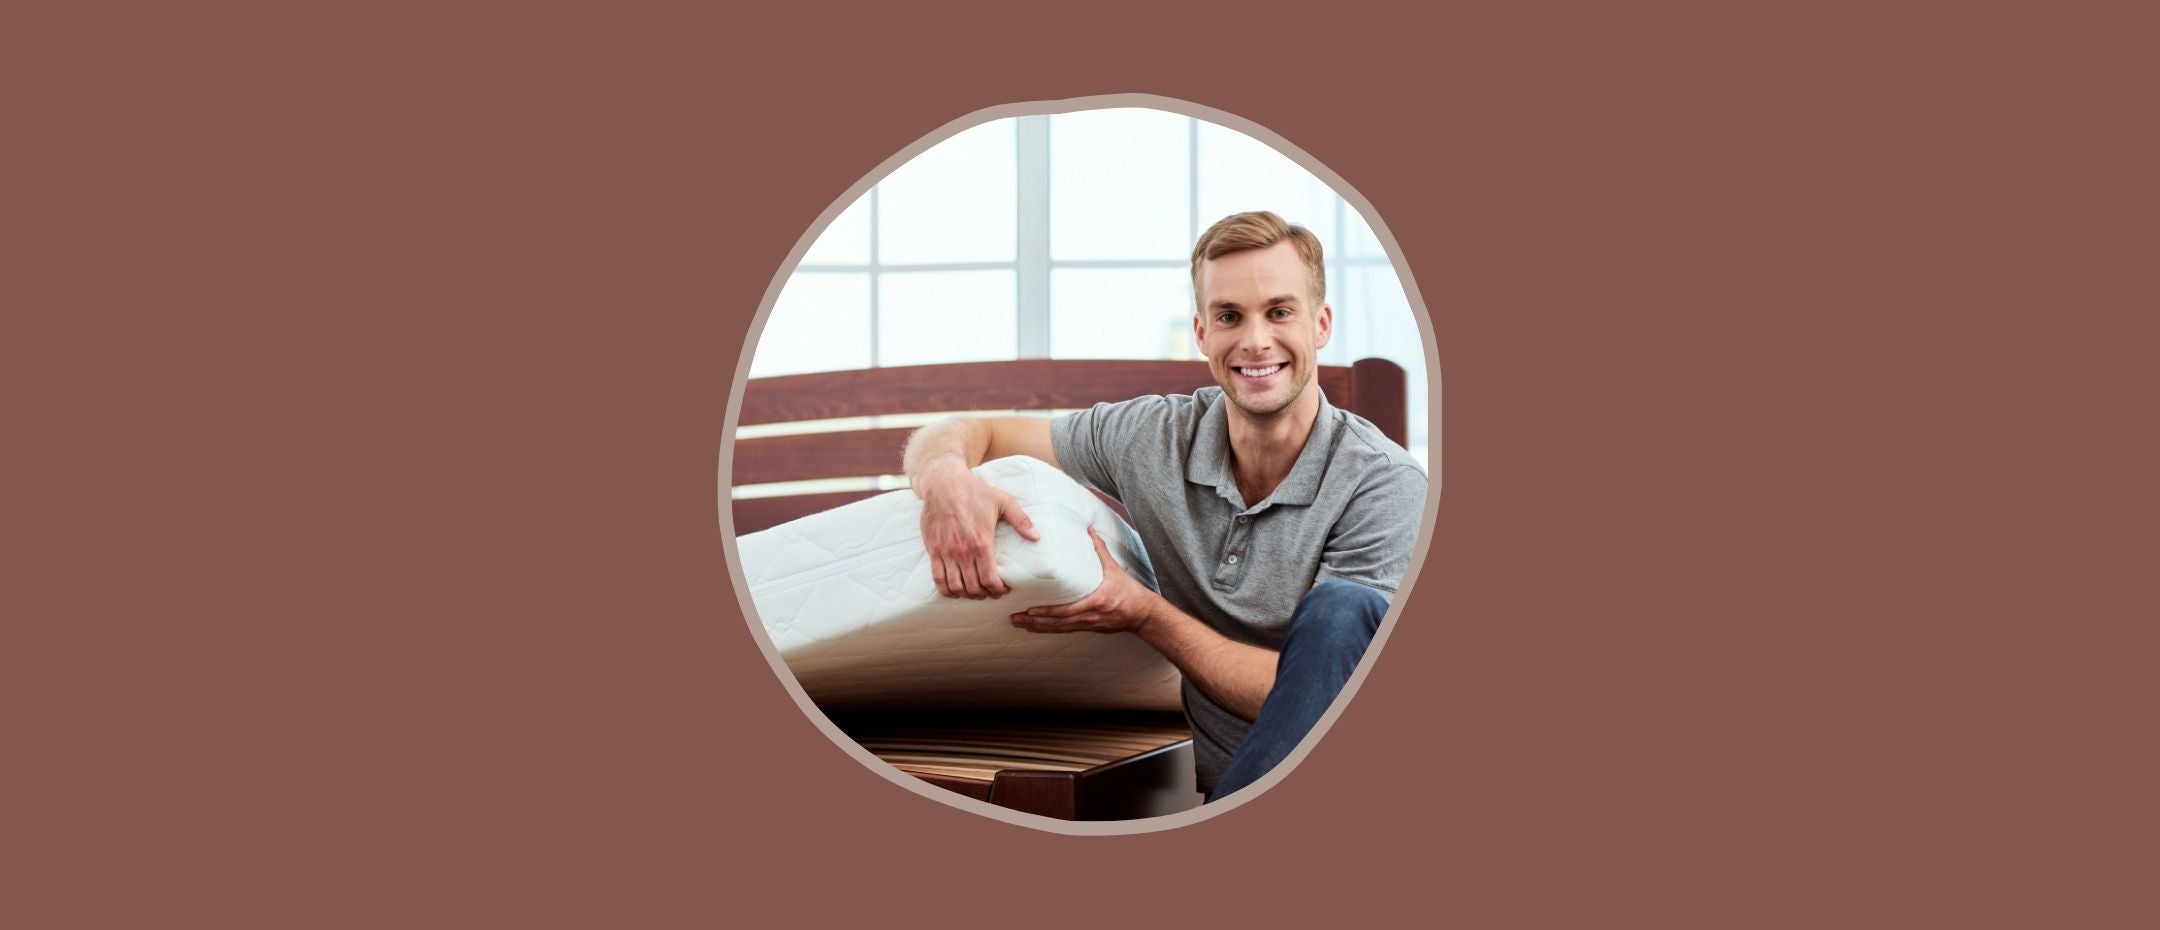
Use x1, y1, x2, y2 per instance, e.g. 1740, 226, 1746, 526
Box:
776, 110, 1425, 466
790, 113, 1399, 364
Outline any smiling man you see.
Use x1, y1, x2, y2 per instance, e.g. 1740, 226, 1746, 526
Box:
901, 211, 1427, 801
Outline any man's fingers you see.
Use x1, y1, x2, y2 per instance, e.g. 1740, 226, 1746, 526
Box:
969, 539, 1008, 597
1001, 496, 1040, 542
1023, 598, 1097, 620
957, 557, 987, 599
939, 558, 966, 598
1086, 525, 1115, 568
977, 557, 1009, 597
1012, 612, 1102, 633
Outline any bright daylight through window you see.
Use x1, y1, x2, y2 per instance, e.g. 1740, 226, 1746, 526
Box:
754, 108, 1428, 470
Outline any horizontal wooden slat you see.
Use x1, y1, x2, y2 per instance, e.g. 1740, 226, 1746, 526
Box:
726, 358, 1411, 533
912, 772, 995, 799
730, 490, 884, 534
740, 359, 1355, 426
834, 709, 1201, 820
852, 736, 1179, 764
878, 753, 1091, 773
731, 427, 913, 485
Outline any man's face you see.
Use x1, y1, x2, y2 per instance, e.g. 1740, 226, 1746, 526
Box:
1193, 241, 1334, 422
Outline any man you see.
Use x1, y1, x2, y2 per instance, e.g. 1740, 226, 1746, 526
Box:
900, 211, 1427, 801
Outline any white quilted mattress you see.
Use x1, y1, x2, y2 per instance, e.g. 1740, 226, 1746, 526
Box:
739, 455, 1183, 711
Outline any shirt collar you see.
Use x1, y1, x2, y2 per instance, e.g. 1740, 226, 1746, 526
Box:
1187, 386, 1343, 510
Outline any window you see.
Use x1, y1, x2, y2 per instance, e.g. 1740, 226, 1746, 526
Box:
764, 108, 1429, 467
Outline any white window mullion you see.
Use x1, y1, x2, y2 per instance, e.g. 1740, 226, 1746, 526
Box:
1188, 117, 1201, 246
1325, 194, 1347, 364
1332, 196, 1346, 304
1016, 115, 1051, 358
868, 186, 882, 367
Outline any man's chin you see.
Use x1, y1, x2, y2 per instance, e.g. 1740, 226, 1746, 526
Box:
1223, 385, 1299, 420
1213, 364, 1312, 419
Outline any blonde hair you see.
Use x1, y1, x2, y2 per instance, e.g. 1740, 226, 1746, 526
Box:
1189, 211, 1326, 311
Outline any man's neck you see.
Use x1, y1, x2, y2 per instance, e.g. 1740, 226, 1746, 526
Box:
1224, 391, 1322, 506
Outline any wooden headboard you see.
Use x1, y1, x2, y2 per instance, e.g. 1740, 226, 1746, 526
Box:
728, 358, 1407, 533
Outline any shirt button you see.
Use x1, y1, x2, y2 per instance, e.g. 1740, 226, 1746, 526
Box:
1235, 515, 1249, 524
1226, 554, 1240, 564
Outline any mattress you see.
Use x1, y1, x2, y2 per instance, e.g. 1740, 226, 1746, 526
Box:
738, 455, 1182, 711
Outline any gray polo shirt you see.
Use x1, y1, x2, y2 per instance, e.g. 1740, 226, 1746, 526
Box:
1050, 386, 1426, 792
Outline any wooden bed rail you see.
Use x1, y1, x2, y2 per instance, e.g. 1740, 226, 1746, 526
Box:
729, 358, 1406, 533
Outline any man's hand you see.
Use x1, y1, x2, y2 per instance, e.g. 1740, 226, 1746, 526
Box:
1010, 527, 1161, 634
916, 458, 1039, 599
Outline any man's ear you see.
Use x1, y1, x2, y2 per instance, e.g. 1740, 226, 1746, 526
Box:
1315, 303, 1334, 350
1191, 311, 1205, 353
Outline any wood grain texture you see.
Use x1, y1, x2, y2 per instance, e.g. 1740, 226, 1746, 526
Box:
830, 711, 1199, 821
909, 773, 993, 803
727, 358, 1409, 536
738, 359, 1365, 426
1350, 357, 1409, 447
731, 427, 914, 486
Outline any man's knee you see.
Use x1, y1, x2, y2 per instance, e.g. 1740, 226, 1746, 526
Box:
1284, 579, 1389, 658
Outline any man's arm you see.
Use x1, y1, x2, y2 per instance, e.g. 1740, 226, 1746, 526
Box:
1013, 528, 1278, 722
901, 416, 1059, 599
1315, 463, 1427, 593
1131, 602, 1277, 723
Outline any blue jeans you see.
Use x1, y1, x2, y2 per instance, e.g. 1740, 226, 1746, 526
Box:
1206, 579, 1388, 802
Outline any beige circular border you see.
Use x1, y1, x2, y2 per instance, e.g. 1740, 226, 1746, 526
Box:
715, 92, 1442, 835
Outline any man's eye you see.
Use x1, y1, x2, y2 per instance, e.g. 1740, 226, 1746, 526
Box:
1217, 313, 1239, 325
1269, 307, 1292, 319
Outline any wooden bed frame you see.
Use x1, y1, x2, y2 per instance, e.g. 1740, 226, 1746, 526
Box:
729, 357, 1409, 819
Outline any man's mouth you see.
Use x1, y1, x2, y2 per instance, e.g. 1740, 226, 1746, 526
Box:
1234, 363, 1284, 379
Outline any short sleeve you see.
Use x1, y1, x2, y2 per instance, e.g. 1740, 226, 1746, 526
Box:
1315, 464, 1428, 594
1050, 395, 1175, 505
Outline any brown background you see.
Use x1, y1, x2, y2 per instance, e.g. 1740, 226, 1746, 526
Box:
9, 3, 2155, 927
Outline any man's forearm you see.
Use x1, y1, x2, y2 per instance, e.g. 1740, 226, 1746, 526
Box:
1135, 595, 1277, 723
902, 418, 991, 486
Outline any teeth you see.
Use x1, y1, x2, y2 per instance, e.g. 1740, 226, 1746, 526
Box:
1237, 364, 1283, 377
